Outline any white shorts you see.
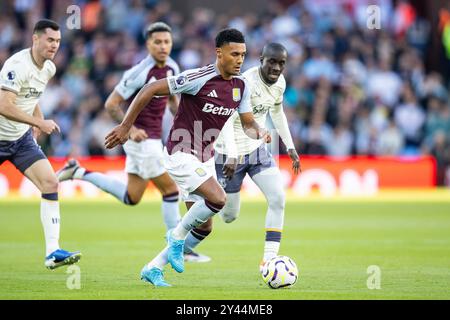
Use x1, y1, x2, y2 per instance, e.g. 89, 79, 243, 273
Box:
123, 139, 166, 180
163, 148, 216, 202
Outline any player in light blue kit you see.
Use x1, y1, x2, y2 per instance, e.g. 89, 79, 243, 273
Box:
0, 20, 81, 269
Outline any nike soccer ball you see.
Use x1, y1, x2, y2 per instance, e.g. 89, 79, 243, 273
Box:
261, 255, 298, 289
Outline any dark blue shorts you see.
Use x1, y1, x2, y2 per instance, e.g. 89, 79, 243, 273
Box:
215, 144, 276, 193
0, 129, 47, 173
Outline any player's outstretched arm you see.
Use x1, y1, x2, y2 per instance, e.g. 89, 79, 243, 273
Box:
288, 149, 301, 174
0, 90, 59, 134
104, 90, 127, 123
104, 90, 147, 142
104, 79, 170, 149
269, 104, 301, 174
238, 112, 271, 143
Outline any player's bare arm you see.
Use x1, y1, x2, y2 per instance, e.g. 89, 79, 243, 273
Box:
32, 104, 44, 139
239, 112, 271, 143
104, 90, 147, 142
0, 89, 59, 135
105, 78, 170, 148
222, 112, 272, 179
270, 107, 301, 174
168, 94, 179, 115
288, 149, 301, 174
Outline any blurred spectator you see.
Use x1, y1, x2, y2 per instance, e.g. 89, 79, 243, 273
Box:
377, 118, 404, 155
394, 84, 425, 150
325, 124, 354, 156
366, 59, 402, 107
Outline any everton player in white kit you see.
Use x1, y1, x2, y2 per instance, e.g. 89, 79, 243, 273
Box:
105, 29, 271, 286
217, 43, 301, 269
57, 22, 209, 263
0, 20, 81, 269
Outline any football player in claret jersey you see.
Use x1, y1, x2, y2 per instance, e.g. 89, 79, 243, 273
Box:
56, 22, 209, 263
185, 43, 301, 271
105, 28, 271, 286
0, 20, 81, 269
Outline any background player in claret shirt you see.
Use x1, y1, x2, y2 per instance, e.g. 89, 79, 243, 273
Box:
56, 22, 210, 263
105, 28, 271, 287
0, 19, 81, 269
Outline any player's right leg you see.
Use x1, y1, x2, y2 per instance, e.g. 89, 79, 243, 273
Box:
183, 201, 212, 263
24, 159, 81, 269
6, 129, 80, 270
179, 152, 248, 261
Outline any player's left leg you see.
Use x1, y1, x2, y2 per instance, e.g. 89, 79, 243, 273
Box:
251, 168, 285, 263
23, 159, 81, 269
248, 146, 285, 269
149, 150, 210, 262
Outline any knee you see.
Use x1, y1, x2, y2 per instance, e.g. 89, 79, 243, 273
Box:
41, 176, 59, 193
124, 192, 141, 206
220, 206, 239, 224
268, 190, 285, 212
161, 185, 179, 197
212, 191, 227, 208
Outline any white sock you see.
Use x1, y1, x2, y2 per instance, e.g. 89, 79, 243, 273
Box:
73, 167, 85, 179
41, 196, 60, 256
263, 241, 280, 262
172, 199, 218, 240
172, 223, 190, 240
147, 246, 169, 269
162, 193, 181, 230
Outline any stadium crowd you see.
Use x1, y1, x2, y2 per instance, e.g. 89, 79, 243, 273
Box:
1, 0, 449, 185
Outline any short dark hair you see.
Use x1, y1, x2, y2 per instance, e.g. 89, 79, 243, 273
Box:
33, 19, 60, 34
262, 43, 287, 56
215, 28, 245, 48
145, 22, 172, 39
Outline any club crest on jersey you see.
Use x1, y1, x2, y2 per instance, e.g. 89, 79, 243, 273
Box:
7, 71, 15, 81
232, 88, 241, 102
195, 168, 207, 177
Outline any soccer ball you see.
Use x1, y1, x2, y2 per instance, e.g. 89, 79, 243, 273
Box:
261, 255, 298, 289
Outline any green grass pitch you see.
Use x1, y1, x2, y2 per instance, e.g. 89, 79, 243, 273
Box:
0, 197, 449, 300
